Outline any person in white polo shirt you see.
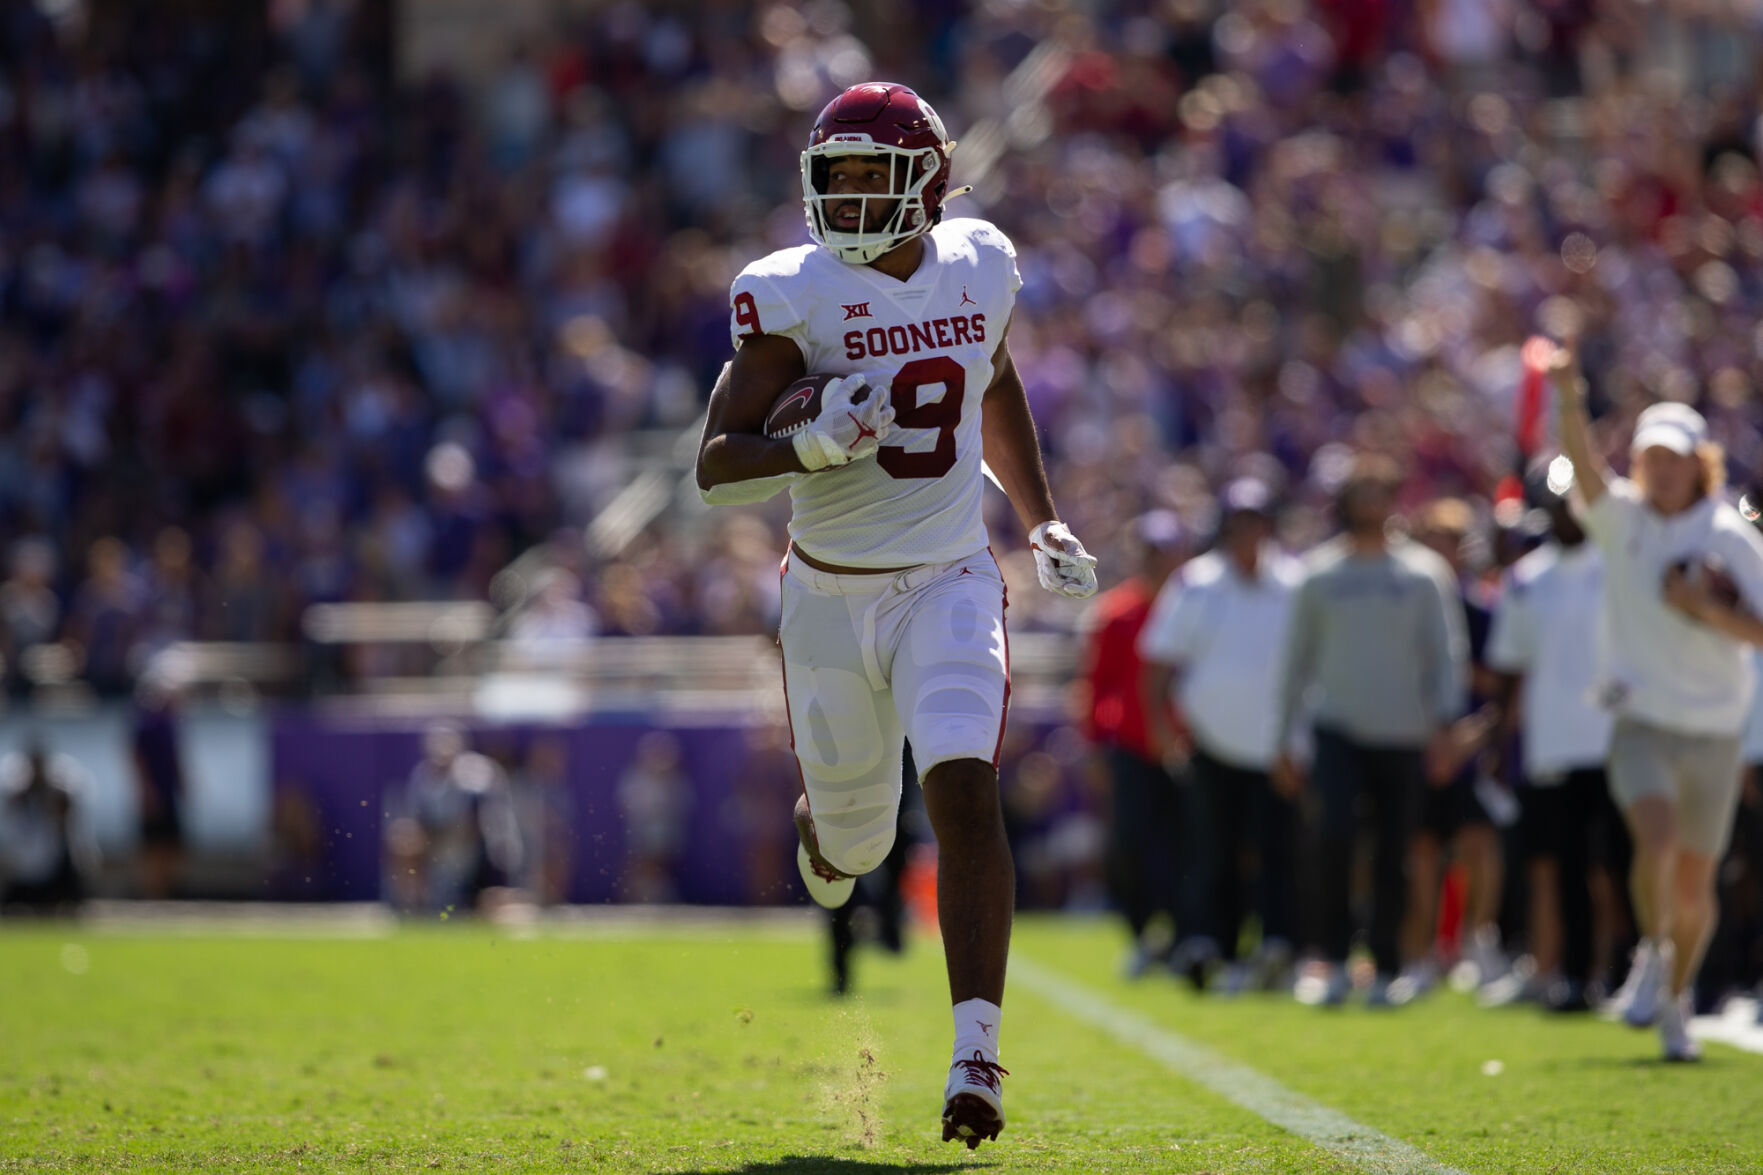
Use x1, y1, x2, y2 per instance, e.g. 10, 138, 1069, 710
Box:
1139, 478, 1303, 992
1552, 342, 1763, 1060
1484, 456, 1617, 1013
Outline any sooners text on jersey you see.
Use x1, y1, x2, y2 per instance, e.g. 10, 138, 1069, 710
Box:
729, 218, 1023, 569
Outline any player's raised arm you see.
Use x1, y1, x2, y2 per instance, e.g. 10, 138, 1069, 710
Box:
979, 318, 1097, 598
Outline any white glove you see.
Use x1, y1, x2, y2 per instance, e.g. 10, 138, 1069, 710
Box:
1029, 520, 1098, 599
792, 374, 895, 472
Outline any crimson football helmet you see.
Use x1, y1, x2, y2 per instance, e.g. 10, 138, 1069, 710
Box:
801, 83, 956, 264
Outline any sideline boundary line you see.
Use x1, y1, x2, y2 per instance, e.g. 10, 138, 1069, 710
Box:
1013, 955, 1473, 1175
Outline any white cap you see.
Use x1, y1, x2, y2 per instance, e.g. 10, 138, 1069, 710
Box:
1631, 402, 1707, 456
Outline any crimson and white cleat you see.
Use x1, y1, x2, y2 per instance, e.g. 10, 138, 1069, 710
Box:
793, 797, 855, 909
941, 1050, 1008, 1150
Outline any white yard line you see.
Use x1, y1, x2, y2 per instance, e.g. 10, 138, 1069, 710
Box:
1012, 956, 1473, 1175
1691, 997, 1763, 1056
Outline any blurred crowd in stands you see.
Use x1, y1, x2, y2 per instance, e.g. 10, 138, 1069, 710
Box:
3, 0, 1763, 695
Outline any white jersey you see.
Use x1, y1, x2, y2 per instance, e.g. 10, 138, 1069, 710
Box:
729, 218, 1022, 568
1138, 547, 1303, 770
1578, 478, 1763, 735
1484, 542, 1613, 779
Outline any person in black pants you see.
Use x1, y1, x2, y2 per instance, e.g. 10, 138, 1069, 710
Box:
1189, 751, 1300, 989
1082, 512, 1189, 977
1515, 771, 1615, 1009
1484, 468, 1623, 1011
1405, 499, 1507, 996
1274, 457, 1469, 1007
1139, 480, 1302, 992
1308, 732, 1427, 998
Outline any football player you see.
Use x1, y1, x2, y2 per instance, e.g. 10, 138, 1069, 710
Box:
696, 82, 1097, 1148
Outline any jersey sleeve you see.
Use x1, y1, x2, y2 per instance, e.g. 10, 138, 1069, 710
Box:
728, 268, 808, 353
997, 228, 1023, 296
961, 219, 1023, 297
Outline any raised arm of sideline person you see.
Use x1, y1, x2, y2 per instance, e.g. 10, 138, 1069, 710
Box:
1548, 340, 1609, 508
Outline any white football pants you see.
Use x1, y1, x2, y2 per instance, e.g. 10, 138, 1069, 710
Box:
779, 547, 1010, 877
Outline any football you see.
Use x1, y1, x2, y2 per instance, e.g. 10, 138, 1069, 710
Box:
1669, 556, 1744, 610
763, 373, 868, 440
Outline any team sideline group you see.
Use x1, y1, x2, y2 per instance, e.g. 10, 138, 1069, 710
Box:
1087, 371, 1763, 1065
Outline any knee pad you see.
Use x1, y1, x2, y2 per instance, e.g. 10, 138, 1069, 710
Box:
811, 798, 899, 877
787, 662, 902, 876
907, 679, 1005, 772
788, 664, 887, 784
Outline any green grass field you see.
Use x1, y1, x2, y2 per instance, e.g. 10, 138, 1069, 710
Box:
3, 913, 1760, 1174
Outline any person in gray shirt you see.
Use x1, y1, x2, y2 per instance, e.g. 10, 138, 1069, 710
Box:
1274, 455, 1469, 1006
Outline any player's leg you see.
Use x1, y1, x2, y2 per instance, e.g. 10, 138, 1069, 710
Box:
921, 755, 1012, 1005
780, 574, 906, 905
886, 558, 1012, 1148
924, 755, 1011, 1149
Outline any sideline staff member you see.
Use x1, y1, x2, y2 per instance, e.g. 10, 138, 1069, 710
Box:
1274, 455, 1467, 1007
1551, 341, 1763, 1060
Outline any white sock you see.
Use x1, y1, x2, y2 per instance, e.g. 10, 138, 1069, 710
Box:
953, 998, 1002, 1060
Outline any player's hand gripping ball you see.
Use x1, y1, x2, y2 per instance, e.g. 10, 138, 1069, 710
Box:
1029, 521, 1098, 599
767, 373, 894, 472
762, 373, 838, 439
